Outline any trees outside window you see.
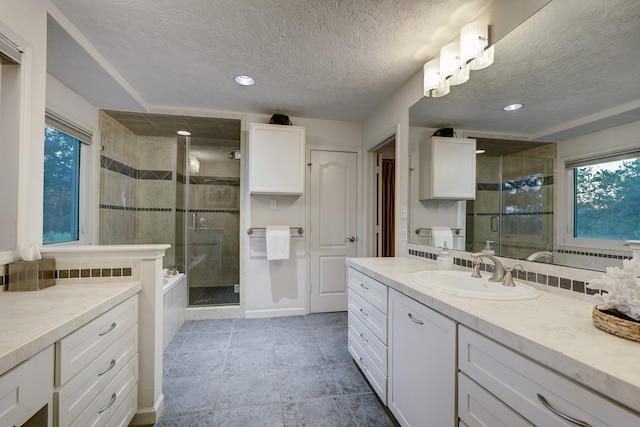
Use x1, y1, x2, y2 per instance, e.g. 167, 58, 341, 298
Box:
43, 125, 80, 244
574, 157, 640, 241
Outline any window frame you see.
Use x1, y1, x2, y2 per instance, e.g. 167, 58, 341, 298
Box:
560, 149, 640, 252
42, 112, 94, 246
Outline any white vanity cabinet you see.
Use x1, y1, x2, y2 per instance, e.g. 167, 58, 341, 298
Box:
347, 268, 389, 403
249, 123, 305, 195
0, 346, 54, 427
54, 295, 139, 427
458, 326, 640, 427
419, 137, 476, 200
388, 288, 456, 427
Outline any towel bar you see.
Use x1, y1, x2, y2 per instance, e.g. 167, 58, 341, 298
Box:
247, 227, 304, 238
415, 227, 462, 236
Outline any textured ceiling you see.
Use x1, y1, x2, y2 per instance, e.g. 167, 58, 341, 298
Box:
409, 0, 640, 141
48, 0, 494, 121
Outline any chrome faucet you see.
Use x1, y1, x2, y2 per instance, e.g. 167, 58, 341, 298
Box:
502, 263, 524, 287
471, 253, 506, 282
526, 251, 553, 262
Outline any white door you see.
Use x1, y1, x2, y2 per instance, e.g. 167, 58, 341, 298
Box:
309, 149, 358, 313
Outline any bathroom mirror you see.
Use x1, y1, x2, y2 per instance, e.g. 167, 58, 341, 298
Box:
407, 0, 640, 271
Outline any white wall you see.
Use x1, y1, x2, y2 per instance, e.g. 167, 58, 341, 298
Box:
243, 113, 362, 317
0, 0, 48, 255
362, 71, 423, 257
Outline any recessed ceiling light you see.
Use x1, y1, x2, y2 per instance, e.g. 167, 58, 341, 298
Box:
476, 149, 486, 154
234, 75, 255, 86
177, 130, 191, 136
503, 103, 523, 111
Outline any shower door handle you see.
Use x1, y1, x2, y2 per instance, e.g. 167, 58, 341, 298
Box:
490, 216, 499, 232
192, 213, 198, 232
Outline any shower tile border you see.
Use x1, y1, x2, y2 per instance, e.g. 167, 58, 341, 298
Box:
101, 155, 173, 181
99, 204, 173, 212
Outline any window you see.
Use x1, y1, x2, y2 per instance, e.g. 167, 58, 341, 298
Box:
42, 112, 93, 245
568, 150, 640, 242
43, 125, 81, 244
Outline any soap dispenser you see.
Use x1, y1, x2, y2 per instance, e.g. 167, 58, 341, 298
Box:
437, 242, 454, 270
482, 240, 495, 255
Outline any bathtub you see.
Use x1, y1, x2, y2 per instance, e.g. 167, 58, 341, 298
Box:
162, 273, 186, 349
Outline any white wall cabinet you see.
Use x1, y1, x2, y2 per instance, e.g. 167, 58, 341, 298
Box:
458, 325, 640, 427
347, 267, 388, 403
249, 123, 305, 195
388, 288, 456, 427
419, 137, 476, 200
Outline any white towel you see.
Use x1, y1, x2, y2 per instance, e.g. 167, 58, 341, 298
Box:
266, 225, 290, 260
431, 226, 453, 249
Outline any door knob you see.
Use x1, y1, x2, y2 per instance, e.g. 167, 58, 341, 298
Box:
347, 236, 356, 242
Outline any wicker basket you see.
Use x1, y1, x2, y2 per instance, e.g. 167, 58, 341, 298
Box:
592, 306, 640, 343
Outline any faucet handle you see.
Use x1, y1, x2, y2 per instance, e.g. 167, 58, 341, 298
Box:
470, 259, 482, 278
502, 263, 524, 287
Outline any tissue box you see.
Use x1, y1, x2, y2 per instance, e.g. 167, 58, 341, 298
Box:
8, 259, 56, 291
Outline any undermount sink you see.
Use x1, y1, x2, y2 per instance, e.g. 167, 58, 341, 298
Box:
409, 270, 539, 301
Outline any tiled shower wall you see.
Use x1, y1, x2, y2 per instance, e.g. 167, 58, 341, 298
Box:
99, 112, 177, 265
467, 144, 555, 259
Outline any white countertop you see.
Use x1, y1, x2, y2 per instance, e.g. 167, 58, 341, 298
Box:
346, 256, 640, 414
0, 281, 141, 374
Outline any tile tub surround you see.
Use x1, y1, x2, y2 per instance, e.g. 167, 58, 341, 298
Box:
157, 313, 397, 427
346, 257, 640, 416
0, 281, 141, 375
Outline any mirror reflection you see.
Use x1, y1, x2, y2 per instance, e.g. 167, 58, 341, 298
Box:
407, 0, 640, 271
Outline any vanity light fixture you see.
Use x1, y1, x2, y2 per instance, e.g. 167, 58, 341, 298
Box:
234, 75, 255, 86
177, 130, 191, 136
423, 21, 493, 97
503, 103, 524, 111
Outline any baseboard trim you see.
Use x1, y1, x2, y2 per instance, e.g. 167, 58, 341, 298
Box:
130, 393, 164, 426
245, 307, 307, 318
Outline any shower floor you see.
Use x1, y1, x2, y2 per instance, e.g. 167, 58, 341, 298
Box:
189, 286, 239, 306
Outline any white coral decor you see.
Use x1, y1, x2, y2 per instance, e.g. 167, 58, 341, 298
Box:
587, 257, 640, 321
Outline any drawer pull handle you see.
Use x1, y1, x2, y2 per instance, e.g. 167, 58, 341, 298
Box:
98, 322, 117, 337
359, 333, 369, 343
537, 393, 592, 427
98, 393, 117, 414
358, 357, 369, 369
408, 313, 424, 325
98, 359, 116, 376
360, 283, 369, 290
359, 308, 368, 317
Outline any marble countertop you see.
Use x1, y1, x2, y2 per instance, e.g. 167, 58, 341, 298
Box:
346, 256, 640, 414
0, 281, 141, 374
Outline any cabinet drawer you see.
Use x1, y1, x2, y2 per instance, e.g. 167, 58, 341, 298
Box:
56, 295, 138, 386
348, 314, 387, 373
348, 268, 388, 314
104, 386, 137, 427
459, 326, 640, 427
348, 290, 387, 343
348, 329, 387, 403
56, 325, 138, 427
70, 354, 138, 427
458, 372, 533, 427
0, 346, 53, 427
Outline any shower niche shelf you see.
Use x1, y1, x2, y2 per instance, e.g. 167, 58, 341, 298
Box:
249, 123, 305, 195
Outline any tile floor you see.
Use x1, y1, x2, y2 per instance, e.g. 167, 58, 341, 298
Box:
155, 312, 398, 427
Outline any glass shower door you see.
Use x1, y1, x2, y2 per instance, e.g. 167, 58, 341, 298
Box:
179, 135, 240, 306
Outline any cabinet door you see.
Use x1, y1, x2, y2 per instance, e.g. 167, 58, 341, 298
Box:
419, 137, 476, 200
249, 123, 305, 195
388, 289, 456, 427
